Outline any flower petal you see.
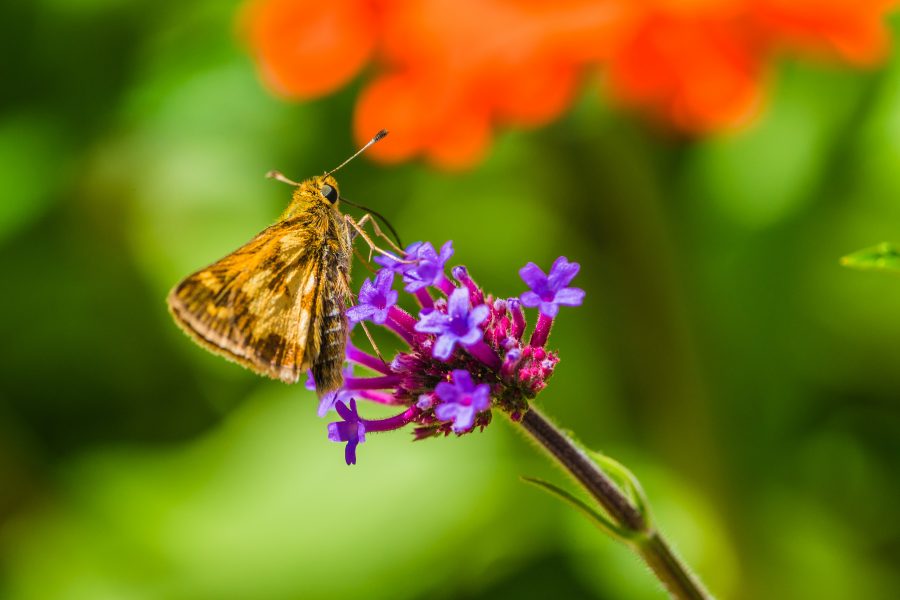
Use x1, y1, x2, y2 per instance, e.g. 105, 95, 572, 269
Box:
357, 276, 376, 299
434, 402, 459, 422
346, 304, 377, 322
518, 262, 548, 291
447, 287, 471, 318
451, 369, 474, 392
472, 383, 492, 411
385, 289, 399, 306
414, 309, 448, 333
458, 327, 483, 346
403, 278, 431, 293
318, 392, 339, 417
371, 307, 391, 325
335, 399, 356, 421
450, 406, 476, 432
554, 287, 585, 306
345, 438, 358, 465
435, 380, 459, 404
327, 422, 342, 442
519, 290, 542, 308
243, 0, 377, 98
539, 301, 560, 318
438, 240, 454, 262
355, 73, 433, 163
433, 334, 458, 360
547, 257, 580, 290
468, 304, 490, 326
376, 267, 394, 285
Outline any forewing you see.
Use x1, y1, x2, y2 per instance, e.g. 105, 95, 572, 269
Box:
167, 219, 320, 383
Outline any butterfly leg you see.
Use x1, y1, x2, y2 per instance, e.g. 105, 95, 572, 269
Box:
354, 213, 405, 255
352, 246, 380, 274
339, 270, 388, 366
344, 214, 409, 264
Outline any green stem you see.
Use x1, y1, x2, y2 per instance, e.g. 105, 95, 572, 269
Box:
519, 406, 712, 600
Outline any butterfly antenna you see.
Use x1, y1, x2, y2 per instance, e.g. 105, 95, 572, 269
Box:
266, 170, 300, 186
325, 129, 388, 177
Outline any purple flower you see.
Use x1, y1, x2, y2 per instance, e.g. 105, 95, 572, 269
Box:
434, 370, 491, 432
519, 257, 585, 317
346, 269, 397, 325
328, 399, 366, 465
376, 241, 453, 292
318, 239, 581, 463
414, 287, 489, 360
374, 242, 421, 274
308, 366, 356, 417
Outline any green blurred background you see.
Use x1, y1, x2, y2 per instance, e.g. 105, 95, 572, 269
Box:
1, 2, 899, 599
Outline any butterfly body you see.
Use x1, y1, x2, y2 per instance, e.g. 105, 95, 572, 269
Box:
167, 174, 351, 393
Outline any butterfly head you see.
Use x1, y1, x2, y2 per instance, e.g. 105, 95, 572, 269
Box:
281, 130, 387, 218
314, 174, 341, 207
281, 175, 341, 219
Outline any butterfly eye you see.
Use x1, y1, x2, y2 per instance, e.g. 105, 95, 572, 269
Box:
321, 184, 338, 204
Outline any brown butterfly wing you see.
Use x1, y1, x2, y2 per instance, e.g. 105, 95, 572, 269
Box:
167, 218, 322, 384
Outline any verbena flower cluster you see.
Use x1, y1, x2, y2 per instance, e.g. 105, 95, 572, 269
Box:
308, 241, 585, 465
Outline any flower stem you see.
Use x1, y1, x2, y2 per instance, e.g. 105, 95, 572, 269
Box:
387, 306, 418, 346
344, 375, 401, 390
518, 406, 712, 600
363, 406, 419, 433
346, 344, 391, 374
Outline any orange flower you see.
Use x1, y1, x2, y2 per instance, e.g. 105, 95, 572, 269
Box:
605, 6, 764, 131
241, 0, 378, 97
354, 0, 629, 168
240, 0, 896, 168
750, 0, 896, 64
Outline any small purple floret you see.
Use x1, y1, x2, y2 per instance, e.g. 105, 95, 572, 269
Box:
377, 241, 454, 293
414, 287, 489, 360
308, 365, 356, 417
519, 256, 585, 317
434, 370, 491, 432
346, 269, 398, 325
416, 394, 435, 410
328, 399, 366, 465
374, 242, 421, 274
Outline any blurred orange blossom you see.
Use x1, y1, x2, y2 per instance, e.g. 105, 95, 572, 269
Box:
241, 0, 896, 168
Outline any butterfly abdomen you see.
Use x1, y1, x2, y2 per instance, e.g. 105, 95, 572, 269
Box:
312, 285, 347, 393
309, 231, 352, 393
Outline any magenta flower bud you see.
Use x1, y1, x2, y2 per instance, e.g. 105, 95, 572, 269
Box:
452, 265, 485, 306
508, 297, 526, 340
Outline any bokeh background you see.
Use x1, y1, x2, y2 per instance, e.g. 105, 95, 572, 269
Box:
2, 2, 899, 599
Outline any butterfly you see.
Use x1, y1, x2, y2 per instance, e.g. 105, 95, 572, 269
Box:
167, 130, 389, 394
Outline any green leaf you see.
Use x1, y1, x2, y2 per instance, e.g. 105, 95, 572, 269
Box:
520, 476, 635, 542
840, 243, 900, 273
590, 453, 652, 528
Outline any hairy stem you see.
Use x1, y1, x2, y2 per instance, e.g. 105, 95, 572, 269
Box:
519, 406, 712, 600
